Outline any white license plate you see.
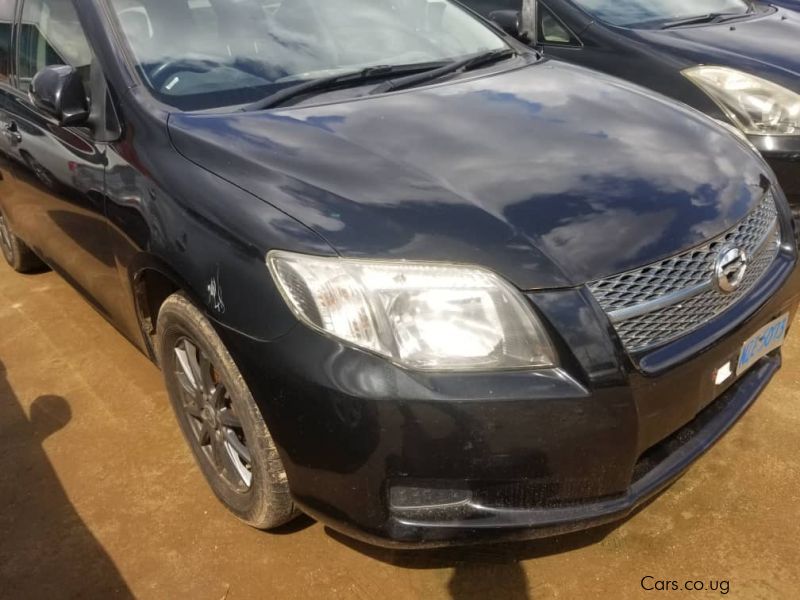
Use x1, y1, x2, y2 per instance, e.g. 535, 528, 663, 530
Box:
737, 313, 789, 376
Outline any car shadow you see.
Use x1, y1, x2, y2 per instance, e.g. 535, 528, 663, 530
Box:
325, 499, 660, 599
0, 359, 133, 598
327, 525, 613, 599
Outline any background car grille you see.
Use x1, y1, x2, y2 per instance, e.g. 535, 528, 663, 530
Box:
588, 192, 781, 352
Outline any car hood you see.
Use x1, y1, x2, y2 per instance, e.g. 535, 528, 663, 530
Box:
169, 60, 770, 290
631, 6, 800, 90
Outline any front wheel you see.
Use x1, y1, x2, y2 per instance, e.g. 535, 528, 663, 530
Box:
157, 293, 298, 529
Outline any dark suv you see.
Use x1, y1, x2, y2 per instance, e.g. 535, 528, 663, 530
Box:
0, 0, 798, 548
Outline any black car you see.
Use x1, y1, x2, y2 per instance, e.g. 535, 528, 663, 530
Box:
0, 0, 798, 549
461, 0, 800, 230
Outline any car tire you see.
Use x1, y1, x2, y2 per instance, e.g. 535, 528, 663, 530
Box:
0, 210, 46, 273
156, 292, 298, 529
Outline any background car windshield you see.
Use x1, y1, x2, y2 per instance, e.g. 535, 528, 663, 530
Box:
109, 0, 507, 110
571, 0, 752, 27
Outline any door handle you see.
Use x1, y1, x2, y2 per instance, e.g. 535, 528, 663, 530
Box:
2, 121, 22, 144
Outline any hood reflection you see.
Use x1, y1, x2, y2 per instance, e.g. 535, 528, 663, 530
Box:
170, 60, 769, 288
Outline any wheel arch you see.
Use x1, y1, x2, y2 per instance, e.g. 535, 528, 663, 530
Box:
131, 257, 203, 363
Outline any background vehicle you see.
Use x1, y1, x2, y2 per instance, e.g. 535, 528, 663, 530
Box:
461, 0, 800, 238
0, 0, 798, 548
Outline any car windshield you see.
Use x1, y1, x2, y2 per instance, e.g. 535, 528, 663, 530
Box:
570, 0, 752, 27
108, 0, 508, 111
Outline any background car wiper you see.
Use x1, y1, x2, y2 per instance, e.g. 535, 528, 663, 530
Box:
241, 62, 448, 111
369, 48, 517, 95
660, 9, 753, 30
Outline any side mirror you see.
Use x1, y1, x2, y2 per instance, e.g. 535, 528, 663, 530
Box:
489, 0, 539, 46
30, 65, 90, 127
489, 10, 522, 37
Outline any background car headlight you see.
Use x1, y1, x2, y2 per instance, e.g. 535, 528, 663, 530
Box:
684, 66, 800, 136
267, 251, 555, 371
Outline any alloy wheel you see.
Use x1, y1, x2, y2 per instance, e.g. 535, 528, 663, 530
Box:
173, 337, 253, 492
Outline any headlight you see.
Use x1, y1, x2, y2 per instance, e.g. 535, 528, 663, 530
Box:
684, 66, 800, 136
267, 251, 555, 371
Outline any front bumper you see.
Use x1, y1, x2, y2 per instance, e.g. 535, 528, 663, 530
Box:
219, 244, 800, 549
382, 353, 781, 547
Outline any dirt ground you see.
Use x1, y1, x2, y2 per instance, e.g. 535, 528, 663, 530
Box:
0, 260, 798, 600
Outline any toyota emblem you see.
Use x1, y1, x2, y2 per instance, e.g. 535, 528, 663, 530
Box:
714, 247, 748, 293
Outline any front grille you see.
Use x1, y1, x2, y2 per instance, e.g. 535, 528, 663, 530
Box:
588, 192, 781, 352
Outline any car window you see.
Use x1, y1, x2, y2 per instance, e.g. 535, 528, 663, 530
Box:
17, 0, 92, 92
540, 6, 578, 45
0, 0, 13, 83
108, 0, 509, 111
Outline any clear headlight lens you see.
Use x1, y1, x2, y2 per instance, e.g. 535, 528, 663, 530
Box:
267, 251, 555, 371
684, 66, 800, 136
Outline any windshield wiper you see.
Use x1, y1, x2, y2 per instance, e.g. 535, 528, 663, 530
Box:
369, 48, 517, 96
241, 62, 448, 111
660, 9, 753, 30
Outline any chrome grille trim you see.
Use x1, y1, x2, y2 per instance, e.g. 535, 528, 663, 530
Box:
607, 280, 711, 324
589, 191, 781, 352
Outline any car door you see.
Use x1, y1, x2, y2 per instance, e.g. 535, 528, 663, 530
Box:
0, 0, 23, 231
7, 0, 121, 318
